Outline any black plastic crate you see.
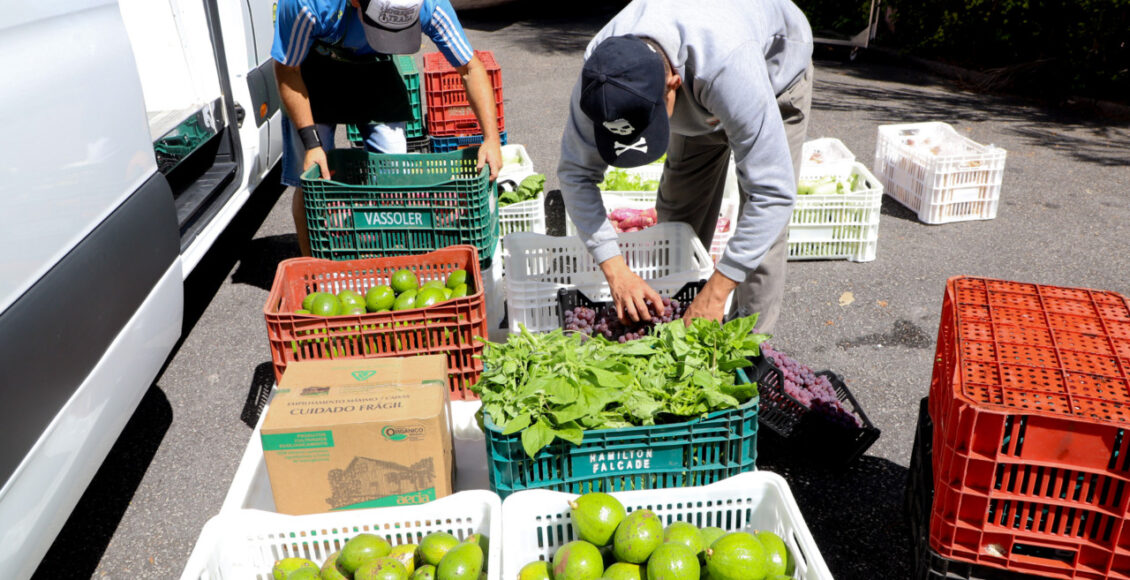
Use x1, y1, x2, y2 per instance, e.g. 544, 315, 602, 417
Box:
406, 135, 430, 154
754, 355, 880, 468
555, 279, 707, 330
907, 397, 1042, 580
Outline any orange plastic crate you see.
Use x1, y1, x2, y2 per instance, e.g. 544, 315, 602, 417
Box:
263, 246, 487, 399
928, 276, 1130, 579
423, 51, 504, 137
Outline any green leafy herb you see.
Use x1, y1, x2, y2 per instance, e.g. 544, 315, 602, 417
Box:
472, 315, 767, 457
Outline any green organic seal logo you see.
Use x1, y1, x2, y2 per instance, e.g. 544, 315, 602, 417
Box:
352, 370, 377, 381
382, 426, 408, 441
382, 424, 425, 441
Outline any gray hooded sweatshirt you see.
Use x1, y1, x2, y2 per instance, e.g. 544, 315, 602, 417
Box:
558, 0, 813, 283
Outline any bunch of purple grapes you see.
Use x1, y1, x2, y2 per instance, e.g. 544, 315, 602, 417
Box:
762, 344, 863, 428
563, 297, 686, 343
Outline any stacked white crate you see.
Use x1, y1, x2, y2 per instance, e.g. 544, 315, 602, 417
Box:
873, 122, 1006, 224
791, 137, 883, 262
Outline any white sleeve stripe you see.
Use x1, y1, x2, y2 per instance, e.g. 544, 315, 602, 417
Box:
432, 8, 473, 64
284, 7, 316, 65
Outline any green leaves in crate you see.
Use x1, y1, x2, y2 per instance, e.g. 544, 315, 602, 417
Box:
472, 315, 768, 457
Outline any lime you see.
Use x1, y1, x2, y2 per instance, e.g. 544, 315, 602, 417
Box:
340, 533, 392, 575
422, 280, 446, 291
366, 285, 396, 312
393, 290, 418, 311
446, 270, 467, 289
442, 288, 453, 300
391, 269, 419, 295
338, 289, 366, 311
450, 284, 469, 299
416, 288, 446, 308
309, 293, 342, 317
301, 292, 324, 311
295, 309, 311, 315
344, 306, 366, 315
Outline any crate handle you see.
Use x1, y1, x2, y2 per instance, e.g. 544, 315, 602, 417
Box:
1010, 542, 1077, 566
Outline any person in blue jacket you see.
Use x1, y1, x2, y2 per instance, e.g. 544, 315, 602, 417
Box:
273, 0, 502, 256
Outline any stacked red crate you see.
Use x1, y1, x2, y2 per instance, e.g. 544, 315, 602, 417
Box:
928, 276, 1130, 579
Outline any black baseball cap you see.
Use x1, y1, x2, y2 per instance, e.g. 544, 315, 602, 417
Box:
580, 36, 669, 168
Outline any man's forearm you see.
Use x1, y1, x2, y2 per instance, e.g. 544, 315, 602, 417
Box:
460, 58, 500, 141
275, 60, 316, 128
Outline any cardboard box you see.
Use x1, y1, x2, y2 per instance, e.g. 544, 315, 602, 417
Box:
261, 356, 453, 515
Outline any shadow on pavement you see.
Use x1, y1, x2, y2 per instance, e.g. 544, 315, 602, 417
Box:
812, 59, 1130, 168
33, 386, 173, 580
230, 233, 302, 292
458, 0, 622, 53
241, 362, 277, 428
758, 451, 913, 580
183, 169, 288, 337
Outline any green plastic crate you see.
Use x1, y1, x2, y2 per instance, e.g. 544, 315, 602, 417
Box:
300, 147, 498, 265
483, 365, 764, 499
347, 55, 425, 145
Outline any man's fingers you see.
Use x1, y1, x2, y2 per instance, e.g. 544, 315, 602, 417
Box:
634, 295, 652, 322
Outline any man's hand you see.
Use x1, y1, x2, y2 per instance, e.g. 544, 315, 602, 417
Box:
478, 136, 502, 181
683, 270, 740, 324
600, 255, 665, 323
303, 147, 330, 180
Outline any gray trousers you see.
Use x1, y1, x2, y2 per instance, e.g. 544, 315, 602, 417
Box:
655, 66, 812, 334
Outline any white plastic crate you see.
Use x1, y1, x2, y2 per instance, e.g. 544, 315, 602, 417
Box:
571, 158, 740, 262
873, 122, 1006, 224
182, 489, 501, 580
181, 397, 497, 580
789, 161, 883, 262
499, 471, 832, 580
503, 222, 714, 333
499, 192, 546, 238
800, 137, 856, 181
497, 144, 535, 185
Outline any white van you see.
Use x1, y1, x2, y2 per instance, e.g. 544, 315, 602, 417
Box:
0, 0, 282, 575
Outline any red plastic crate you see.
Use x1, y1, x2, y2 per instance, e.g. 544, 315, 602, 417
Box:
927, 276, 1130, 579
423, 51, 504, 137
262, 246, 487, 399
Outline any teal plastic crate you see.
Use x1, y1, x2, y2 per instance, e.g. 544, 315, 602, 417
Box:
483, 364, 764, 499
346, 54, 425, 144
300, 147, 498, 265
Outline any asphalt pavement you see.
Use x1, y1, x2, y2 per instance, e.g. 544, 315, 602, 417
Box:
36, 2, 1130, 579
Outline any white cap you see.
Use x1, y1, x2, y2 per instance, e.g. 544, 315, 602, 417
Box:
360, 0, 423, 54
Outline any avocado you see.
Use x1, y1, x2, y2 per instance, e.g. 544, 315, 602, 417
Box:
663, 522, 705, 555
570, 492, 627, 547
518, 560, 553, 580
552, 540, 605, 580
754, 530, 792, 577
420, 532, 461, 567
645, 543, 700, 580
704, 532, 767, 580
612, 510, 663, 564
436, 540, 484, 580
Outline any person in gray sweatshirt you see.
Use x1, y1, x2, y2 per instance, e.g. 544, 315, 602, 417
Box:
557, 0, 813, 333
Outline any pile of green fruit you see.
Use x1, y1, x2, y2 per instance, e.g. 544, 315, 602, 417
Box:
518, 492, 794, 580
295, 268, 471, 317
270, 530, 488, 580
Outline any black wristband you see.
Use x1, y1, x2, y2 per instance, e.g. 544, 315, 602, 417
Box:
298, 126, 322, 151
